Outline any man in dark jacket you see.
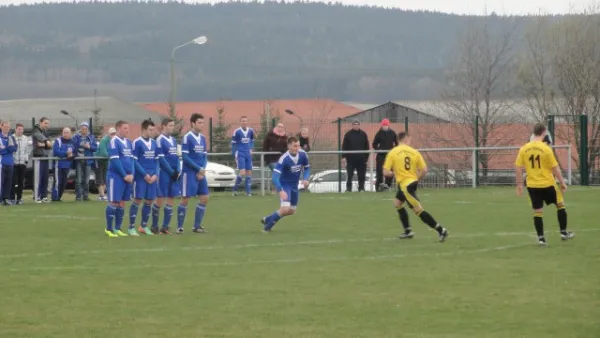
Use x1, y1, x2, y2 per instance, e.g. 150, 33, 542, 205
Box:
372, 118, 398, 191
31, 117, 52, 203
342, 120, 370, 192
262, 122, 288, 171
72, 122, 98, 201
298, 128, 310, 152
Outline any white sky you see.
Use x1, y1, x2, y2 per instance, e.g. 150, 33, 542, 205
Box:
0, 0, 592, 15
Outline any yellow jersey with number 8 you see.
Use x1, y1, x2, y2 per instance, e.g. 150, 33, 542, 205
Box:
515, 140, 558, 188
383, 144, 426, 187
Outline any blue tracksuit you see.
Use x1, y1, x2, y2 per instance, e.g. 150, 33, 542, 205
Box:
0, 132, 17, 201
52, 137, 75, 201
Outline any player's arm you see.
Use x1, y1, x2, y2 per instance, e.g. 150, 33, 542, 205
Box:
250, 129, 255, 150
416, 153, 428, 180
199, 138, 208, 170
514, 149, 525, 187
132, 143, 147, 177
383, 152, 394, 177
157, 140, 174, 175
231, 130, 237, 156
546, 147, 567, 188
302, 155, 311, 181
108, 139, 127, 178
271, 161, 284, 191
181, 135, 202, 173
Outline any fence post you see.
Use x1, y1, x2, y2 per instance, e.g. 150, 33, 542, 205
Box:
337, 118, 342, 193
580, 114, 589, 186
568, 144, 572, 185
31, 117, 35, 130
260, 153, 265, 196
209, 117, 213, 153
471, 149, 477, 188
404, 116, 408, 132
474, 116, 479, 187
547, 115, 555, 142
88, 117, 93, 136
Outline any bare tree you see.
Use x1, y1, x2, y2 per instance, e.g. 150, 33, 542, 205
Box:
306, 98, 335, 150
439, 18, 521, 180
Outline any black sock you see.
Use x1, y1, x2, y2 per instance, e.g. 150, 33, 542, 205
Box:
397, 207, 411, 232
419, 210, 443, 234
534, 213, 544, 238
557, 208, 567, 233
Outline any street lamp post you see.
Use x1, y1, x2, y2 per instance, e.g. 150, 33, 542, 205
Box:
60, 110, 79, 128
169, 35, 208, 116
285, 109, 303, 128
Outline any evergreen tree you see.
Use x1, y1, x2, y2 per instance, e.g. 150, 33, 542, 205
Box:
211, 105, 232, 165
91, 107, 104, 139
168, 101, 185, 141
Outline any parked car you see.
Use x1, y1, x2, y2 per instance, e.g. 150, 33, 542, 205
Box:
303, 170, 376, 193
204, 162, 237, 191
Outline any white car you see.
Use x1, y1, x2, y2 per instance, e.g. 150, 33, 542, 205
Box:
303, 170, 376, 193
204, 161, 236, 190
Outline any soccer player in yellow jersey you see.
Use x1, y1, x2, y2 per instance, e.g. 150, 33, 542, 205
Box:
515, 123, 574, 246
383, 132, 449, 242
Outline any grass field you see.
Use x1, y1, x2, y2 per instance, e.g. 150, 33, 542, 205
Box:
1, 187, 599, 338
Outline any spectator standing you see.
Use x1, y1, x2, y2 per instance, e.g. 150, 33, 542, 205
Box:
11, 123, 30, 205
32, 117, 52, 203
298, 127, 310, 152
0, 121, 18, 206
94, 127, 116, 201
72, 122, 97, 201
342, 120, 370, 192
372, 118, 398, 191
262, 122, 288, 171
51, 127, 75, 201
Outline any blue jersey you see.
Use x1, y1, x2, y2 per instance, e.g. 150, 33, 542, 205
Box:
132, 137, 158, 176
273, 150, 310, 187
53, 137, 76, 169
231, 127, 255, 155
108, 136, 134, 178
181, 131, 207, 173
156, 134, 179, 175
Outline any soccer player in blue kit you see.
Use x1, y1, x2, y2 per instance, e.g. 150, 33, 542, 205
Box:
105, 120, 135, 238
128, 119, 159, 236
231, 116, 255, 196
261, 136, 310, 232
152, 118, 180, 234
178, 113, 210, 234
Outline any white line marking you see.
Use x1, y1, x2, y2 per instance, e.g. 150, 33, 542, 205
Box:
4, 243, 531, 272
0, 229, 596, 260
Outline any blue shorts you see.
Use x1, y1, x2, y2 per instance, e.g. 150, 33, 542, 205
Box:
107, 172, 132, 203
180, 171, 209, 197
157, 169, 181, 198
236, 151, 253, 170
133, 176, 158, 201
279, 184, 299, 209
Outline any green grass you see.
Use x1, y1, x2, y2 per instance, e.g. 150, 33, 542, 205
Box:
1, 187, 599, 338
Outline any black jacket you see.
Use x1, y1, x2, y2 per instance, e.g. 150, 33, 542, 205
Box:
31, 124, 51, 158
262, 131, 288, 163
342, 129, 369, 161
372, 128, 397, 154
298, 135, 310, 152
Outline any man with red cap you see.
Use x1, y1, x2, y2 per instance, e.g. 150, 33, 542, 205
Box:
372, 118, 398, 191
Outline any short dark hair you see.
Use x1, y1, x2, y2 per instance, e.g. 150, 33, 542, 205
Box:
161, 117, 174, 126
39, 117, 49, 123
287, 136, 299, 144
533, 123, 546, 136
141, 119, 155, 131
397, 131, 409, 142
15, 123, 24, 129
190, 113, 204, 124
115, 120, 128, 129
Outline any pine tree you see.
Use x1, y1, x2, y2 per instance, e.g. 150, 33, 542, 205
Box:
91, 107, 104, 139
168, 101, 185, 141
211, 105, 232, 165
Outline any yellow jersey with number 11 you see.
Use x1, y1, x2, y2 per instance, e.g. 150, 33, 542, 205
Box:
383, 144, 426, 187
515, 140, 558, 188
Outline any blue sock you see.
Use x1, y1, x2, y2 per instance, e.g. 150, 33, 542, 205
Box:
245, 176, 252, 195
265, 211, 282, 231
233, 176, 242, 192
163, 205, 173, 229
194, 203, 206, 229
115, 207, 125, 230
177, 204, 187, 229
105, 205, 116, 231
141, 203, 151, 227
129, 202, 140, 229
151, 204, 160, 228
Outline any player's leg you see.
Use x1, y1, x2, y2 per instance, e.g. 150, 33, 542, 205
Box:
527, 188, 546, 245
114, 181, 131, 236
404, 183, 448, 242
160, 178, 179, 234
104, 174, 120, 237
394, 189, 413, 238
139, 182, 157, 235
2, 165, 13, 204
346, 160, 355, 192
244, 154, 253, 196
177, 172, 196, 233
51, 163, 60, 201
153, 170, 167, 230
552, 184, 574, 240
262, 185, 294, 232
233, 153, 245, 195
192, 178, 210, 233
128, 179, 144, 235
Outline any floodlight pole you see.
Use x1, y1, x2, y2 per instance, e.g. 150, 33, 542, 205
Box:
169, 36, 207, 117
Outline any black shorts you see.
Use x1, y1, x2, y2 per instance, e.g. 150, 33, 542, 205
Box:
395, 181, 420, 208
527, 185, 563, 209
95, 161, 108, 186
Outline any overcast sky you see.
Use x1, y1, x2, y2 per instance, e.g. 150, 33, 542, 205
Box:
0, 0, 592, 15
